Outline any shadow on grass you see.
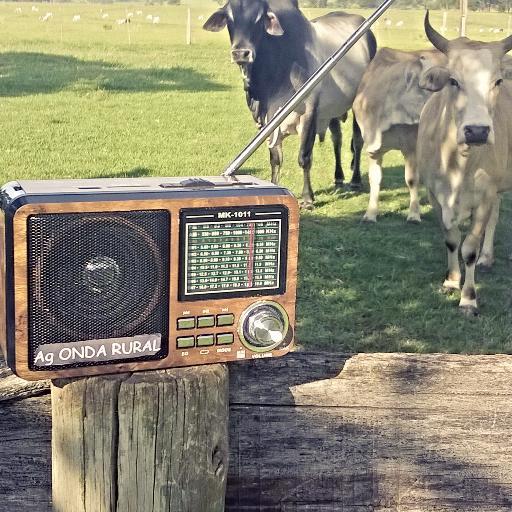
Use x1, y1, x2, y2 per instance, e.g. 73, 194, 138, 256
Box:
0, 52, 229, 96
295, 203, 512, 354
314, 165, 408, 197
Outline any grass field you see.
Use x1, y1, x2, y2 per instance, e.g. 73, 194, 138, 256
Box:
1, 2, 512, 353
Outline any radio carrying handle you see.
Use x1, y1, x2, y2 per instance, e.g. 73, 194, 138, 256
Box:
222, 0, 396, 177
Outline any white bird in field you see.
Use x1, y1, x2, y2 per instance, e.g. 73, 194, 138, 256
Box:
152, 16, 160, 24
32, 6, 39, 12
384, 18, 392, 27
127, 12, 134, 18
102, 13, 109, 19
136, 11, 143, 15
15, 7, 22, 13
40, 12, 53, 22
146, 14, 153, 21
72, 14, 81, 22
396, 20, 403, 27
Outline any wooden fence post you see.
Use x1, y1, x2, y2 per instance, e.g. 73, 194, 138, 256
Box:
441, 11, 448, 33
186, 8, 192, 45
459, 0, 468, 37
51, 365, 229, 512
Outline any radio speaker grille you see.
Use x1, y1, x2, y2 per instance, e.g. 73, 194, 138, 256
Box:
27, 210, 170, 369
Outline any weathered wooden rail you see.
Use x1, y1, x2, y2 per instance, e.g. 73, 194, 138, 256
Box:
2, 352, 512, 511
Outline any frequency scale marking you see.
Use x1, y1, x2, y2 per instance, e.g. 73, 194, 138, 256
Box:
184, 219, 282, 294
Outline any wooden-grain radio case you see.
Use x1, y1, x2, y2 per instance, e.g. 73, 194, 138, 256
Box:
0, 177, 299, 380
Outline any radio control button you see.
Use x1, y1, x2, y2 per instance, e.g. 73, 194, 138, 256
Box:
217, 314, 235, 327
216, 333, 234, 345
197, 334, 215, 346
177, 336, 195, 349
177, 317, 195, 330
197, 316, 215, 328
239, 301, 289, 352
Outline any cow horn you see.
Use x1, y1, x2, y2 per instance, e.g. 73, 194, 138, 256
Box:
424, 11, 449, 54
501, 34, 512, 54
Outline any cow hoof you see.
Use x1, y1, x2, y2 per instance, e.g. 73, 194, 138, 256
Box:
299, 200, 314, 210
477, 262, 493, 273
349, 182, 362, 192
477, 255, 494, 270
362, 213, 377, 223
459, 305, 480, 317
442, 279, 460, 292
406, 215, 421, 224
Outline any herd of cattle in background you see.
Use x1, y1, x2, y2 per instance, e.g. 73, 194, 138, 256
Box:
203, 0, 512, 316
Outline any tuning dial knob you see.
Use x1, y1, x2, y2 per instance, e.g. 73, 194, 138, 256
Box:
238, 301, 289, 352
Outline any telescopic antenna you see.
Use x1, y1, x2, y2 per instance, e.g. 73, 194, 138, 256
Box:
222, 0, 396, 177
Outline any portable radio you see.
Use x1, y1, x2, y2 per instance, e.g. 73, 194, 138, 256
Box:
0, 176, 298, 380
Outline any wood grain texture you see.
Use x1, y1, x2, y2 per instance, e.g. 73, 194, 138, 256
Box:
10, 194, 299, 380
0, 362, 49, 402
3, 352, 512, 511
0, 394, 51, 512
52, 374, 125, 512
226, 353, 512, 511
51, 364, 229, 512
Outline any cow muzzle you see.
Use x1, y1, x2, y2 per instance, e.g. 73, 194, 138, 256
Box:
231, 49, 254, 64
463, 125, 490, 145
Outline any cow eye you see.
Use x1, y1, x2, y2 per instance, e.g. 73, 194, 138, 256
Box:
450, 78, 459, 88
495, 78, 503, 87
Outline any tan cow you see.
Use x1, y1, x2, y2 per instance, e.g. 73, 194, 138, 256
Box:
353, 47, 446, 222
417, 12, 512, 316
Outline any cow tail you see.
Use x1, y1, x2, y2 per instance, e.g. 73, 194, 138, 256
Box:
366, 29, 377, 61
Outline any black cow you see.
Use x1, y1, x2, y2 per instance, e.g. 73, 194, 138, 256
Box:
204, 0, 376, 208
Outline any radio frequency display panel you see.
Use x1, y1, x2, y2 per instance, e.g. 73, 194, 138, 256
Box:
179, 205, 288, 300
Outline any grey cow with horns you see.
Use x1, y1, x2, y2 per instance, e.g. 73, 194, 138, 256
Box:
417, 12, 512, 316
203, 0, 376, 208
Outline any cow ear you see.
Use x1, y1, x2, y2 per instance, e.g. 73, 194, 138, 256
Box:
503, 55, 512, 80
404, 61, 422, 91
418, 66, 450, 92
203, 9, 228, 32
265, 11, 284, 36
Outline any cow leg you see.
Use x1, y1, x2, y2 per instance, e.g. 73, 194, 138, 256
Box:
459, 199, 494, 317
269, 144, 283, 185
362, 153, 383, 222
329, 118, 344, 189
477, 196, 500, 270
443, 226, 462, 291
429, 191, 461, 290
298, 108, 318, 209
460, 233, 482, 316
403, 150, 421, 224
349, 116, 363, 191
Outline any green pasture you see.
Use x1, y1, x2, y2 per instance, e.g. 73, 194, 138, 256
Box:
0, 2, 511, 353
